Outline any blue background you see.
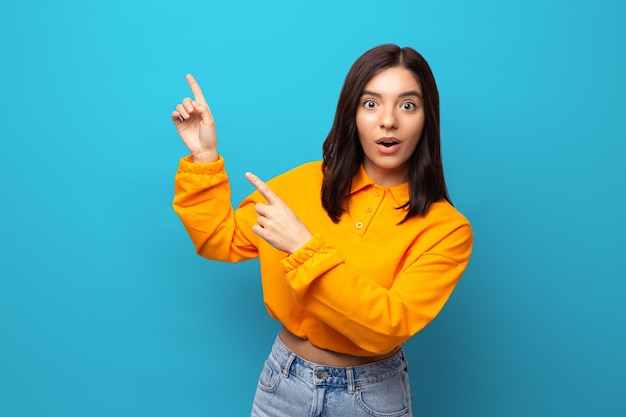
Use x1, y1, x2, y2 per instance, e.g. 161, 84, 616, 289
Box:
1, 0, 625, 415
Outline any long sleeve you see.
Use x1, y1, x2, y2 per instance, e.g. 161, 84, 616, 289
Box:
280, 215, 473, 355
172, 156, 259, 262
172, 158, 473, 357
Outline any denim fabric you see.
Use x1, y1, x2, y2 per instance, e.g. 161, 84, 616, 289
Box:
251, 335, 412, 417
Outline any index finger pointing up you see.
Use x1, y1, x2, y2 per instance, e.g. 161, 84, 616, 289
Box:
245, 172, 282, 205
186, 73, 207, 105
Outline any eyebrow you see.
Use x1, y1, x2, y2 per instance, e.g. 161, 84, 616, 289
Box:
361, 89, 423, 100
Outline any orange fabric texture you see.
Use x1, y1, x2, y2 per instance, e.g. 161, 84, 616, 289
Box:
173, 156, 473, 356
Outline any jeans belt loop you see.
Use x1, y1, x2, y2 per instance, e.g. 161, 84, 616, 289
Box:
346, 367, 355, 393
281, 352, 296, 379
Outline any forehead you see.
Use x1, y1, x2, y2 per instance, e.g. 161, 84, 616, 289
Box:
362, 67, 422, 94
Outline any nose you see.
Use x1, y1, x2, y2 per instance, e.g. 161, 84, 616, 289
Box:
379, 106, 398, 130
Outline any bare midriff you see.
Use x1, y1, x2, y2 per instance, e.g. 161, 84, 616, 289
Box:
278, 327, 398, 367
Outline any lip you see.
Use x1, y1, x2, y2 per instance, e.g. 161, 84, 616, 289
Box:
376, 136, 400, 144
376, 137, 401, 154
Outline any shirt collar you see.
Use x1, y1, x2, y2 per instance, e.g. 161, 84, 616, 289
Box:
349, 165, 374, 194
350, 165, 411, 207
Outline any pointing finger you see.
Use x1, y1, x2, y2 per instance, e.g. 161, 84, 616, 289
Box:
245, 172, 281, 205
186, 73, 207, 105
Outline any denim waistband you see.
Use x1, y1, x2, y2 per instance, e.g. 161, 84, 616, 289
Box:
268, 334, 407, 389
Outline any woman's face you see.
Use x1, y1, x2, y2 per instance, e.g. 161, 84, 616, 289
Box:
356, 66, 425, 186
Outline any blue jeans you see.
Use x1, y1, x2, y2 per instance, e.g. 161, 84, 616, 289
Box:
251, 335, 412, 417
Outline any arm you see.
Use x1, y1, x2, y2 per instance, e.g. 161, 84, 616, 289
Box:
281, 223, 473, 355
171, 74, 258, 261
173, 156, 259, 262
244, 166, 473, 355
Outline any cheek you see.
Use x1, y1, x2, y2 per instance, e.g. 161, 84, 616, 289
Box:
355, 112, 373, 137
414, 124, 425, 141
407, 115, 425, 141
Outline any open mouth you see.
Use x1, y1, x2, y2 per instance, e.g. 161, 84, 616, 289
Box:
377, 137, 400, 147
376, 138, 401, 154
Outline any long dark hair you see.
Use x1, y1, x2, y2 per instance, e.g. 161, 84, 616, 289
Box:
321, 44, 450, 223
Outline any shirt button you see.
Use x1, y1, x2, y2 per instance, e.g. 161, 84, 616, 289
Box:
355, 221, 363, 229
365, 206, 372, 213
374, 189, 382, 197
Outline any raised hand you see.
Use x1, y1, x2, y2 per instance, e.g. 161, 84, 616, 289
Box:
171, 74, 218, 163
245, 172, 313, 254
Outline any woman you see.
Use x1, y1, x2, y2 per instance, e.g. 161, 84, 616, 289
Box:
172, 44, 473, 417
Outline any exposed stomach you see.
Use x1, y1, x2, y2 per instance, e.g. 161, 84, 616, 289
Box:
278, 326, 398, 367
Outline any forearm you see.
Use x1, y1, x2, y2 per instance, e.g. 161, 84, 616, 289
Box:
281, 226, 473, 355
172, 156, 258, 262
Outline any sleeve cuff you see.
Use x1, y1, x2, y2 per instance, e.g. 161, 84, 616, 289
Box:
177, 155, 225, 175
280, 234, 325, 272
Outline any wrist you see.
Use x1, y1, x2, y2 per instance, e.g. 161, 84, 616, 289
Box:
289, 232, 314, 254
191, 150, 218, 164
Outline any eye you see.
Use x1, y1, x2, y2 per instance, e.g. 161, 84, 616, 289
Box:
363, 99, 378, 109
401, 101, 417, 111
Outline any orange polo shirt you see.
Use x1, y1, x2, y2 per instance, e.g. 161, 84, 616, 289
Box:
173, 156, 473, 356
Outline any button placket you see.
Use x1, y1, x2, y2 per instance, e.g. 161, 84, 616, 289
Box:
349, 186, 384, 236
